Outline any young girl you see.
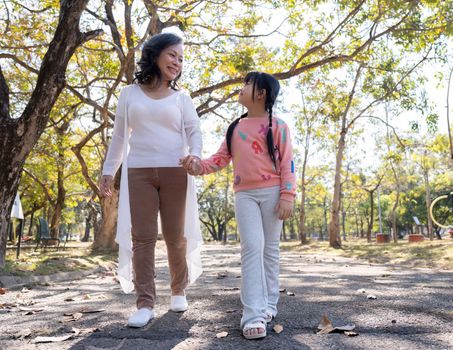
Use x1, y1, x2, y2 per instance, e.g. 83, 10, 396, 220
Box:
182, 71, 296, 339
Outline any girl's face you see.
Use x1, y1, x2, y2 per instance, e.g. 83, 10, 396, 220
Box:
238, 79, 265, 107
156, 43, 184, 83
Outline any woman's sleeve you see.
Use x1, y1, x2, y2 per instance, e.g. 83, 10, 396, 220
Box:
102, 87, 129, 177
276, 120, 297, 202
199, 139, 231, 175
182, 93, 203, 158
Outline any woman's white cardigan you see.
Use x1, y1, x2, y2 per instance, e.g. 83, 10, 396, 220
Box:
112, 86, 203, 293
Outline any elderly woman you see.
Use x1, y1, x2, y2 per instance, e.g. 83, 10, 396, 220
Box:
100, 33, 203, 328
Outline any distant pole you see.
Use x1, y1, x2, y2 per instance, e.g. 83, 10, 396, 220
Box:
378, 187, 383, 233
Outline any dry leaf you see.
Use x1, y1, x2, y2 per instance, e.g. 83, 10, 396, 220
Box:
273, 324, 283, 334
21, 287, 31, 293
64, 297, 76, 302
317, 314, 356, 335
217, 272, 228, 279
286, 291, 295, 296
74, 327, 99, 335
82, 294, 91, 300
225, 309, 237, 313
222, 287, 239, 291
317, 313, 335, 334
18, 306, 45, 313
335, 324, 356, 331
79, 308, 105, 314
34, 329, 80, 343
279, 288, 287, 293
367, 294, 377, 300
357, 288, 366, 294
84, 338, 126, 350
61, 312, 83, 323
344, 331, 358, 337
13, 328, 32, 339
0, 288, 7, 295
216, 331, 228, 338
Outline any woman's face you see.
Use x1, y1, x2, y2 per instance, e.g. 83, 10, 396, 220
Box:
156, 43, 184, 82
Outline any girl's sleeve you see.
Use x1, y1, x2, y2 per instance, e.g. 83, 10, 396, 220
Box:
102, 87, 130, 177
199, 139, 232, 175
276, 120, 297, 202
182, 93, 203, 158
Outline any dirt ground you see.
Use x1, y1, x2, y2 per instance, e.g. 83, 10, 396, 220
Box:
1, 241, 452, 350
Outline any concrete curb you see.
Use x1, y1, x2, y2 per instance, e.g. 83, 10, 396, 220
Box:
0, 266, 106, 289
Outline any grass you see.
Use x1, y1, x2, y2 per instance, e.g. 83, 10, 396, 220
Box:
280, 238, 453, 270
3, 242, 117, 276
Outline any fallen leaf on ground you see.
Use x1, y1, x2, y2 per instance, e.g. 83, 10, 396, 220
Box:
13, 328, 32, 339
79, 308, 106, 314
216, 331, 228, 338
317, 314, 356, 336
279, 288, 287, 293
34, 329, 80, 343
21, 287, 31, 293
317, 313, 335, 334
225, 309, 237, 313
18, 306, 45, 313
84, 338, 126, 350
61, 312, 83, 322
0, 288, 6, 295
273, 324, 283, 334
367, 294, 377, 300
286, 291, 295, 296
356, 288, 366, 294
216, 272, 228, 279
72, 327, 99, 335
222, 287, 239, 291
64, 297, 76, 302
82, 294, 91, 300
345, 331, 358, 336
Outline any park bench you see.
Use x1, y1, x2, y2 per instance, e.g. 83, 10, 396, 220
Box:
35, 217, 60, 251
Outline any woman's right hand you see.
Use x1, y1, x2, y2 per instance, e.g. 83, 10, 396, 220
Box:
100, 175, 114, 197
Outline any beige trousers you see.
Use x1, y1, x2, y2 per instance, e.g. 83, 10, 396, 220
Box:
128, 167, 188, 310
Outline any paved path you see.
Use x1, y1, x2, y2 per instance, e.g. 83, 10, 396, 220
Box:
1, 242, 452, 349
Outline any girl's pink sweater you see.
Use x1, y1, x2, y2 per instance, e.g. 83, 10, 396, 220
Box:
199, 117, 296, 202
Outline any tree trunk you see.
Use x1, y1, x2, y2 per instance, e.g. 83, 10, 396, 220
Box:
328, 128, 345, 249
223, 167, 229, 245
424, 171, 434, 240
50, 168, 66, 239
282, 223, 287, 241
299, 183, 308, 244
0, 0, 101, 268
82, 211, 92, 242
93, 193, 119, 250
366, 191, 374, 243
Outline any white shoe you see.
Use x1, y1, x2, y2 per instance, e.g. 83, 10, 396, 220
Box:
170, 295, 188, 312
127, 308, 155, 328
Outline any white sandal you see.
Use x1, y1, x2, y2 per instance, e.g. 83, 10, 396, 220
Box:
243, 321, 266, 339
265, 312, 274, 323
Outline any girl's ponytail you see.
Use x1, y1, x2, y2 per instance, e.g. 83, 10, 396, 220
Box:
266, 102, 277, 169
226, 112, 248, 155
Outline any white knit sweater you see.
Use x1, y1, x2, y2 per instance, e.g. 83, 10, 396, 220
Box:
103, 84, 202, 176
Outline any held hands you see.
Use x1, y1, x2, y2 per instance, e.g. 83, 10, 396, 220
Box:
180, 155, 202, 175
99, 175, 113, 197
275, 199, 294, 220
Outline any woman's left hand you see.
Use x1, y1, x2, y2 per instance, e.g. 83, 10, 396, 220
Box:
275, 199, 294, 220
